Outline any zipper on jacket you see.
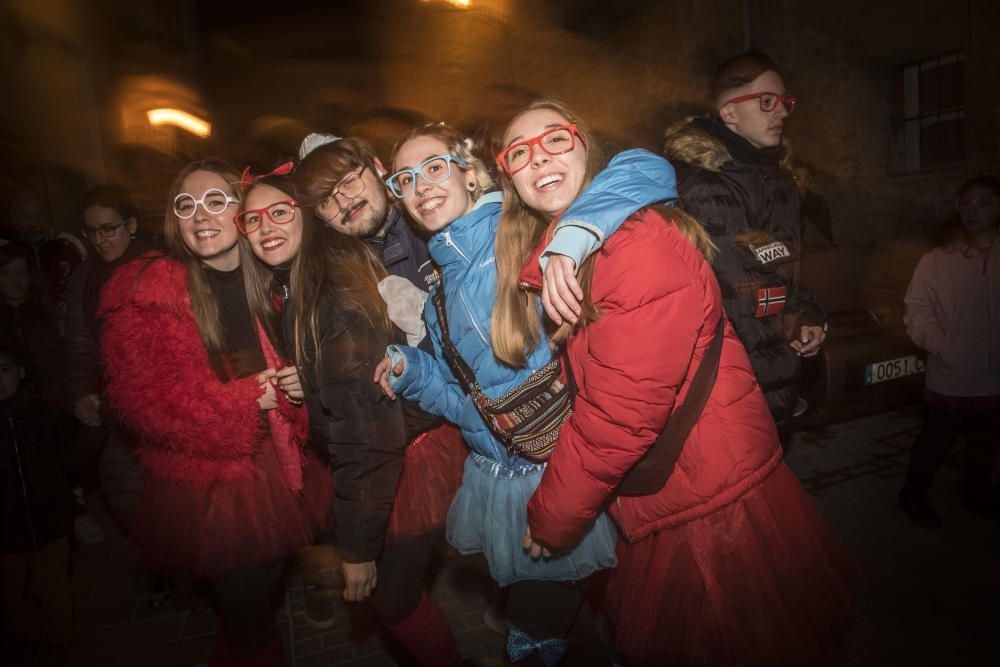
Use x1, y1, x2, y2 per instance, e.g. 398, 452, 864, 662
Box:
614, 496, 636, 544
9, 417, 38, 550
443, 230, 472, 265
459, 289, 489, 345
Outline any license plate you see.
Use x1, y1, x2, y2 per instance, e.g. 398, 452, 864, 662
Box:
864, 355, 925, 385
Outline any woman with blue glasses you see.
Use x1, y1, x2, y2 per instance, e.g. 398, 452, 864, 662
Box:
377, 121, 676, 665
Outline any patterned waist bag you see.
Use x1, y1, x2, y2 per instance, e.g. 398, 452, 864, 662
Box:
431, 282, 570, 462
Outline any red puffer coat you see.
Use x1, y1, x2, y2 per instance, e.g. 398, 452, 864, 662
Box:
523, 208, 782, 548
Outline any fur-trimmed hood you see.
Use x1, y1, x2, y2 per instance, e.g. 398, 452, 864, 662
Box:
662, 115, 793, 173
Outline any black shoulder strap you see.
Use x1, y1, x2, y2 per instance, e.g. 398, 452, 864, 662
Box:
563, 317, 726, 497
430, 281, 487, 403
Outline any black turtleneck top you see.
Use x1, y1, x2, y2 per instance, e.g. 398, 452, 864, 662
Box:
205, 264, 266, 379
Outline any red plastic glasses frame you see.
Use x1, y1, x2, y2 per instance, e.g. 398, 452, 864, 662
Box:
234, 199, 299, 235
496, 124, 586, 175
721, 92, 797, 113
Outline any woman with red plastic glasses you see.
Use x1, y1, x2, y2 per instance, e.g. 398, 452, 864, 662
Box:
235, 172, 471, 667
98, 160, 330, 665
496, 99, 855, 667
375, 121, 677, 665
899, 174, 1000, 527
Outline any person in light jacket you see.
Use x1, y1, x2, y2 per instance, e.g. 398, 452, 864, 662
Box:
899, 174, 1000, 528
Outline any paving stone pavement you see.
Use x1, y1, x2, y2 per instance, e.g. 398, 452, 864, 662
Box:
54, 406, 999, 666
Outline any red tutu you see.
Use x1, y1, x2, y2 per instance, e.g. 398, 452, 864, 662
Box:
131, 438, 331, 577
605, 463, 857, 667
385, 423, 467, 542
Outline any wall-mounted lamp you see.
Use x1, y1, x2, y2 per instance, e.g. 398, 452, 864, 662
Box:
147, 108, 212, 138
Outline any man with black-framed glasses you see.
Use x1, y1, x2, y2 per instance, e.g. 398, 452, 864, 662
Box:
663, 51, 828, 443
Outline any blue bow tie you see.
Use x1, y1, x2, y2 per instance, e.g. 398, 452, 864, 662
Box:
506, 625, 568, 666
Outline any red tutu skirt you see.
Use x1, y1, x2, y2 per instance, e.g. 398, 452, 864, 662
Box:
605, 463, 857, 667
385, 423, 467, 542
131, 440, 331, 577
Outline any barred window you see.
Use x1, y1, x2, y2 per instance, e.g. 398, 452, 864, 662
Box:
889, 51, 965, 173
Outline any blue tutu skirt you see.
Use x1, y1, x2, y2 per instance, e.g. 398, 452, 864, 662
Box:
446, 452, 618, 587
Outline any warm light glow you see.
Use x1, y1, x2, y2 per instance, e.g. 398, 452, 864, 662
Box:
422, 0, 471, 7
146, 108, 212, 138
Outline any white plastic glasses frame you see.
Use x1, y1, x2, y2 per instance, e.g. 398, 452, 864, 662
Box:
173, 188, 241, 219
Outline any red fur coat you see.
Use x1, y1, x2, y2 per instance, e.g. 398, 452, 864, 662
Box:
98, 253, 308, 484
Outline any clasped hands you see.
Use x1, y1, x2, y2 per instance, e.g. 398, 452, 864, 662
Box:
256, 366, 304, 409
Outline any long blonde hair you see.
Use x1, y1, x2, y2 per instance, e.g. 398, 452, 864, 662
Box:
163, 159, 247, 380
492, 99, 715, 367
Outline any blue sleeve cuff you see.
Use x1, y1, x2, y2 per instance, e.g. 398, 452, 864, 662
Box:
541, 225, 600, 272
386, 344, 418, 392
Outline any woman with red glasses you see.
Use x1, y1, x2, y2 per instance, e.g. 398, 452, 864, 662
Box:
899, 174, 1000, 527
236, 172, 470, 666
497, 99, 855, 667
376, 121, 676, 665
98, 160, 330, 666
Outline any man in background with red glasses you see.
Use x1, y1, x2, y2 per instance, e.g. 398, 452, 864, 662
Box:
664, 51, 827, 444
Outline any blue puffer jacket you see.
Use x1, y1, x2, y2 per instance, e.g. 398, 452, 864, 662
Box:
390, 149, 676, 469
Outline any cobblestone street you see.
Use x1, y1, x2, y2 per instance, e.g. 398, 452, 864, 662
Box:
62, 406, 1000, 666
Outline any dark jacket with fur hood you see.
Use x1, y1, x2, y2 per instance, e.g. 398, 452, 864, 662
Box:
663, 115, 826, 423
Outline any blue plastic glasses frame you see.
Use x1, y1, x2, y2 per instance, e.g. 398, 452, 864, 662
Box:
385, 154, 469, 198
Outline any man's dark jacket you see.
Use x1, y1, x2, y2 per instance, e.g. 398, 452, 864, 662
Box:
663, 115, 826, 423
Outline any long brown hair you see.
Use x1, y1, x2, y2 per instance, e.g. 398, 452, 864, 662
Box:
163, 159, 245, 380
492, 99, 716, 367
240, 175, 391, 372
492, 100, 606, 367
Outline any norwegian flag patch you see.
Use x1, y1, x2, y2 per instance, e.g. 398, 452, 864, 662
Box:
755, 286, 787, 317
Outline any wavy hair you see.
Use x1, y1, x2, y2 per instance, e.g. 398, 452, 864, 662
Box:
390, 122, 494, 201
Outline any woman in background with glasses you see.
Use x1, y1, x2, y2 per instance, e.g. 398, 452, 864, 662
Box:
98, 160, 329, 666
236, 172, 468, 666
899, 174, 1000, 527
376, 122, 675, 665
65, 187, 149, 537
